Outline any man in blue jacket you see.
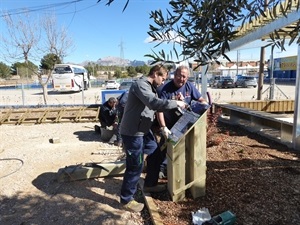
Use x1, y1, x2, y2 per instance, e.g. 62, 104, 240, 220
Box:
119, 65, 186, 212
157, 65, 208, 131
156, 65, 209, 178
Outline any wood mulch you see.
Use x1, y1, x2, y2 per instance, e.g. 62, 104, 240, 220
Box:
150, 113, 300, 225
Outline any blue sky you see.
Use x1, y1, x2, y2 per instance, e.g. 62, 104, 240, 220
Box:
0, 0, 171, 64
0, 0, 298, 65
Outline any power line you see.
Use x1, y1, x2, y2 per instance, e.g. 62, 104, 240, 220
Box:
0, 0, 97, 17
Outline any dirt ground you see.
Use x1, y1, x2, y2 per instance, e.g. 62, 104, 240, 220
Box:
1, 112, 300, 225
0, 122, 149, 225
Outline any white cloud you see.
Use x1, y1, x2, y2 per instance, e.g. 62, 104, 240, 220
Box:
144, 36, 154, 43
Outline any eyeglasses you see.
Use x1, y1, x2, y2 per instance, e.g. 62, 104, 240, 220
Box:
175, 73, 188, 79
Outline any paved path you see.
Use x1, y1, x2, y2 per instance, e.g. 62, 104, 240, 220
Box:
0, 84, 296, 106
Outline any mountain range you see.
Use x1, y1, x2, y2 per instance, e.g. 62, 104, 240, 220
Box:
81, 56, 147, 67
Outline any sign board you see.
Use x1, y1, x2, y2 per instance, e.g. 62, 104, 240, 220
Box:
101, 90, 125, 103
169, 109, 201, 144
274, 56, 297, 71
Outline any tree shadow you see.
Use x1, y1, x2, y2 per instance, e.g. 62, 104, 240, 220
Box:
73, 130, 100, 142
1, 171, 150, 225
32, 172, 121, 206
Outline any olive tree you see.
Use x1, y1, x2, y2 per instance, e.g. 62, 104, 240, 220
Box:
98, 0, 300, 65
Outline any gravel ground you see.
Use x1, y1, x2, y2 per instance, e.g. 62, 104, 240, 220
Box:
0, 122, 150, 225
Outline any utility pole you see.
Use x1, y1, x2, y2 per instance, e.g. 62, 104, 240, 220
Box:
119, 39, 125, 70
257, 0, 268, 100
257, 47, 265, 100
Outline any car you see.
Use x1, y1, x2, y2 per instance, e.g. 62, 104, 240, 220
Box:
235, 76, 257, 88
209, 76, 221, 87
106, 80, 120, 89
216, 77, 235, 88
119, 81, 134, 90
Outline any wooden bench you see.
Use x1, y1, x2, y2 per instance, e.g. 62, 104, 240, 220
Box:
215, 103, 293, 146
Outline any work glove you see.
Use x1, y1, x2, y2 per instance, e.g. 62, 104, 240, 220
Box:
176, 100, 187, 109
161, 126, 172, 139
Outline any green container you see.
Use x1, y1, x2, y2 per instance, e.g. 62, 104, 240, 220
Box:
203, 210, 236, 225
213, 211, 236, 225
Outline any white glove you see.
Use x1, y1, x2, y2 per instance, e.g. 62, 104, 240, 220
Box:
176, 100, 187, 109
161, 126, 172, 139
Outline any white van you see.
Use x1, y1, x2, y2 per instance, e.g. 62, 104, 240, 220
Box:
52, 64, 90, 92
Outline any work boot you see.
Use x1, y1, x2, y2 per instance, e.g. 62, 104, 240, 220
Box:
143, 184, 166, 193
123, 200, 144, 212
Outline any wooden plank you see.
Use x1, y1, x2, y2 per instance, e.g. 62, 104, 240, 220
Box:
167, 137, 186, 202
54, 108, 66, 123
172, 176, 206, 196
0, 109, 13, 124
189, 112, 207, 198
38, 109, 49, 123
17, 109, 30, 125
139, 179, 164, 225
74, 107, 84, 122
57, 160, 126, 182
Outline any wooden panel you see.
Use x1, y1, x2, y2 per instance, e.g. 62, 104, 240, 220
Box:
228, 100, 294, 112
188, 112, 207, 198
167, 137, 186, 202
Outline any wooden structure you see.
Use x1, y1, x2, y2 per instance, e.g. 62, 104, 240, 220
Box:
0, 106, 99, 125
166, 110, 207, 202
227, 99, 294, 113
215, 100, 294, 148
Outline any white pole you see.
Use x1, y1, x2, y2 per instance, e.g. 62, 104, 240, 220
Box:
21, 83, 25, 106
269, 45, 275, 99
292, 41, 300, 150
201, 64, 208, 101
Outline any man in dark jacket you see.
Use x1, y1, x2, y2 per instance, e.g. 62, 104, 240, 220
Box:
119, 65, 186, 212
98, 97, 118, 143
